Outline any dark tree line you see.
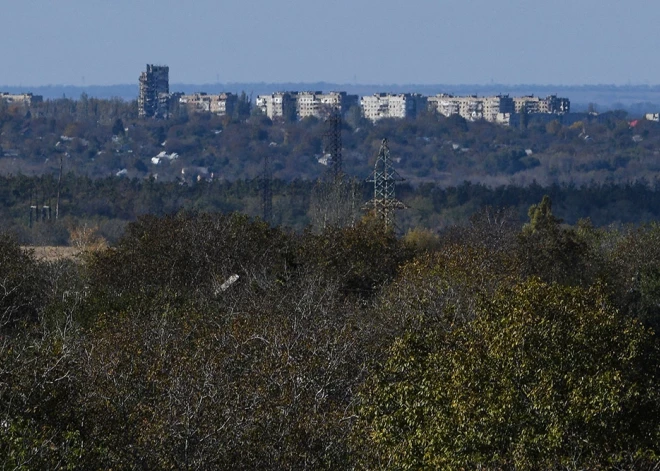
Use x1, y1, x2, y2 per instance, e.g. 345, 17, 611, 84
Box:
5, 173, 660, 246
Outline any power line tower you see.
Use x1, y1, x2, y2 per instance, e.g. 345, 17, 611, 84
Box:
310, 107, 361, 230
366, 138, 406, 229
55, 152, 65, 220
324, 107, 343, 179
261, 153, 273, 224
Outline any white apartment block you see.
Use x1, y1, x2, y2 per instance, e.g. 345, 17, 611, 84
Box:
458, 96, 484, 121
428, 94, 514, 122
427, 94, 460, 118
179, 92, 237, 116
1, 92, 43, 107
360, 93, 427, 122
256, 91, 358, 120
513, 95, 570, 114
483, 95, 515, 121
429, 94, 568, 123
296, 91, 358, 118
256, 90, 570, 125
255, 92, 298, 119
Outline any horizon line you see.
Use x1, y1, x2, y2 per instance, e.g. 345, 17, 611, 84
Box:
2, 82, 660, 89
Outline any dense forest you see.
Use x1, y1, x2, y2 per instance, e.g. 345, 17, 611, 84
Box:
6, 174, 660, 246
2, 201, 660, 469
3, 96, 660, 468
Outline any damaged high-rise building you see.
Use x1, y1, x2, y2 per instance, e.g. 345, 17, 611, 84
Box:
138, 64, 170, 118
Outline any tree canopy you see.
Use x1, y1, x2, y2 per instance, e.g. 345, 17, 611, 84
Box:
356, 279, 660, 470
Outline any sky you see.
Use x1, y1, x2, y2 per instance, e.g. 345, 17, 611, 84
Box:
1, 0, 659, 86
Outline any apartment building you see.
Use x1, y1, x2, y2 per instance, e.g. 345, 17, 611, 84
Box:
483, 95, 515, 121
296, 91, 358, 118
179, 92, 238, 116
458, 96, 484, 121
360, 93, 427, 121
513, 95, 570, 114
256, 91, 358, 120
255, 92, 298, 119
1, 93, 43, 107
428, 94, 514, 122
138, 64, 170, 118
427, 94, 460, 118
428, 93, 568, 123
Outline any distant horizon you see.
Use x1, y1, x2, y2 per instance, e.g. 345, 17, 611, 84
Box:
5, 83, 660, 113
4, 82, 660, 88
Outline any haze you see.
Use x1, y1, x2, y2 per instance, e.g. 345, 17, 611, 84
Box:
2, 0, 659, 86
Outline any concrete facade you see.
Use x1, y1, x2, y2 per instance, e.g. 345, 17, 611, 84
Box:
428, 94, 515, 122
1, 93, 43, 107
138, 64, 170, 118
296, 91, 358, 119
255, 92, 298, 120
513, 95, 570, 114
179, 92, 238, 116
256, 91, 358, 120
360, 93, 427, 121
428, 93, 568, 123
483, 95, 515, 121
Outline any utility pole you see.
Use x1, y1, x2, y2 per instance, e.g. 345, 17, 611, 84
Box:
55, 152, 64, 219
261, 153, 273, 224
29, 190, 35, 228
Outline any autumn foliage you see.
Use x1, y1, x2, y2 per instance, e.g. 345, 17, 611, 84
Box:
2, 201, 660, 469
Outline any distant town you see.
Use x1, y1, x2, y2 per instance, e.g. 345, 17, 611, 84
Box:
1, 64, 580, 127
137, 64, 571, 126
8, 63, 660, 131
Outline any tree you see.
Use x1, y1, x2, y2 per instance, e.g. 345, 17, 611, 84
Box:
524, 194, 561, 233
111, 118, 125, 137
298, 215, 410, 299
608, 223, 660, 332
519, 105, 529, 130
309, 176, 362, 231
86, 211, 294, 315
356, 279, 660, 470
0, 234, 47, 330
233, 91, 252, 121
517, 196, 598, 287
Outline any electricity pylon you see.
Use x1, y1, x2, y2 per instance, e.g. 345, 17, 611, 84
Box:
365, 138, 406, 229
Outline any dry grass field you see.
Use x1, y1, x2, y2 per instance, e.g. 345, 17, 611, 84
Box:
22, 246, 82, 261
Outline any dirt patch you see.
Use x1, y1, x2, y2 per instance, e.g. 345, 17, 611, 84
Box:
23, 246, 82, 261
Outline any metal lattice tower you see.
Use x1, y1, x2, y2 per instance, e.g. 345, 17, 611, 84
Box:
324, 107, 343, 179
366, 138, 406, 228
261, 153, 273, 224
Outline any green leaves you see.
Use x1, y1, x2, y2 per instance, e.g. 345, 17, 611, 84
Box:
357, 279, 660, 470
5, 209, 660, 469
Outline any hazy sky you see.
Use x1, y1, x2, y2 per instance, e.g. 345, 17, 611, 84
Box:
2, 0, 659, 86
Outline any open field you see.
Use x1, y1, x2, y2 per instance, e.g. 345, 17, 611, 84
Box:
22, 246, 81, 261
